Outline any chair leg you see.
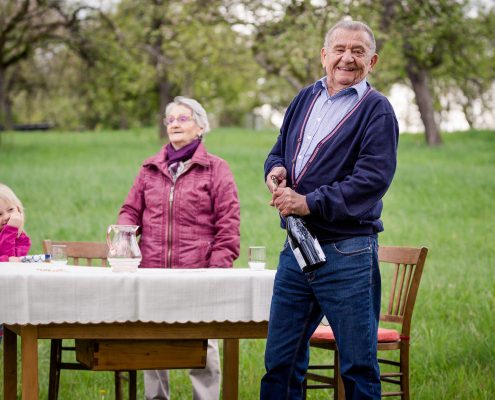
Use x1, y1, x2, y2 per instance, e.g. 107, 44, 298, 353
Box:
129, 370, 137, 400
302, 376, 307, 400
48, 339, 63, 400
334, 349, 346, 400
401, 344, 410, 400
115, 371, 124, 400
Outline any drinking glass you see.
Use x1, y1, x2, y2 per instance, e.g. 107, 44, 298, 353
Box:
51, 244, 68, 266
248, 246, 266, 270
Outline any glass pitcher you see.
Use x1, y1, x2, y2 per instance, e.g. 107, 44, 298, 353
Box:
106, 225, 142, 272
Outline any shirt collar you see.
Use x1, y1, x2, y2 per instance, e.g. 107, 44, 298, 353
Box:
312, 77, 368, 100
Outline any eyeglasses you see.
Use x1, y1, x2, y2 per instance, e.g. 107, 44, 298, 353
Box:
164, 115, 194, 125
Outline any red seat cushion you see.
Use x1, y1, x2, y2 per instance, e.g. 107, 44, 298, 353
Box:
310, 325, 400, 343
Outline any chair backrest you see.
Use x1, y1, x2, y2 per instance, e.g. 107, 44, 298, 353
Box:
378, 246, 428, 337
42, 240, 109, 267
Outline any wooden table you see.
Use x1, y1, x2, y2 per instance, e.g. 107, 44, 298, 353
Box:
0, 265, 275, 400
3, 321, 268, 400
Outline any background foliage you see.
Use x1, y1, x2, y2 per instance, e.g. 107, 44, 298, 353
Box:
1, 0, 494, 143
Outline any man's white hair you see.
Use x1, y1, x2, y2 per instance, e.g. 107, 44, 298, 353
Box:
324, 20, 376, 54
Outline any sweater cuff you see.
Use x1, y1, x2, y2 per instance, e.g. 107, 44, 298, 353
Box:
305, 192, 320, 216
264, 162, 286, 180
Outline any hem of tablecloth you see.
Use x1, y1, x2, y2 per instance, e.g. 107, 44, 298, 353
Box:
1, 318, 269, 325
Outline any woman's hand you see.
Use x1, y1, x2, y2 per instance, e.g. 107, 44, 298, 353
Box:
9, 256, 20, 262
7, 210, 23, 229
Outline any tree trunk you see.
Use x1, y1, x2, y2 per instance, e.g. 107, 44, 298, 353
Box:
0, 66, 13, 132
182, 72, 194, 98
460, 99, 474, 129
119, 114, 129, 130
405, 59, 442, 146
149, 6, 173, 141
158, 79, 174, 140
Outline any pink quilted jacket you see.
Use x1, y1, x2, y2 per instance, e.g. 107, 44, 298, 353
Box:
118, 143, 240, 268
0, 225, 31, 262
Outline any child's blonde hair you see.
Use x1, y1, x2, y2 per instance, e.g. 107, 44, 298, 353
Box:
0, 183, 25, 235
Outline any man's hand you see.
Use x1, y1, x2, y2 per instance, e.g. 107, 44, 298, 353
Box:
7, 210, 23, 229
266, 167, 287, 193
272, 187, 310, 217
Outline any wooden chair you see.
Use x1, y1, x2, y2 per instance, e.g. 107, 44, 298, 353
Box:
42, 240, 137, 400
303, 246, 428, 400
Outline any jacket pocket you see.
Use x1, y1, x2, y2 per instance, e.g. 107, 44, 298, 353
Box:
177, 239, 212, 268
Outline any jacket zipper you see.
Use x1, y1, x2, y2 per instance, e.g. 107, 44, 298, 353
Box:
166, 163, 192, 268
167, 184, 175, 268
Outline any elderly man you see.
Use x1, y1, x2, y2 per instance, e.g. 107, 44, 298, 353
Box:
261, 20, 399, 400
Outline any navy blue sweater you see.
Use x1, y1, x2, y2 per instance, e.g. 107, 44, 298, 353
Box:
264, 83, 399, 242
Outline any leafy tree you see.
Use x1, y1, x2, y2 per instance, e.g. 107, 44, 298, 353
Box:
111, 0, 263, 137
434, 6, 495, 129
4, 0, 262, 134
0, 0, 116, 132
229, 0, 494, 145
4, 0, 493, 141
59, 15, 155, 130
0, 1, 64, 130
375, 0, 495, 144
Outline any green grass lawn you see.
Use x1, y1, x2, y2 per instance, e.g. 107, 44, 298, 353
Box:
1, 128, 494, 399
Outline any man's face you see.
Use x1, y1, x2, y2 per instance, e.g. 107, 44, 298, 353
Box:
321, 28, 378, 95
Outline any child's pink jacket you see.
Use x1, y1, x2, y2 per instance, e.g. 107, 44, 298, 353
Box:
0, 225, 31, 262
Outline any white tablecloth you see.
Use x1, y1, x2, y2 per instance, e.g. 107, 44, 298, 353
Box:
0, 263, 275, 325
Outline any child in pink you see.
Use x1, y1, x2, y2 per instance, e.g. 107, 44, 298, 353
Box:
0, 183, 31, 340
0, 183, 31, 261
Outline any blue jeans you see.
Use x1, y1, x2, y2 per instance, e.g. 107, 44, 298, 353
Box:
260, 235, 381, 400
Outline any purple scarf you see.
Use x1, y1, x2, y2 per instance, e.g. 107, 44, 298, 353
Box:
166, 138, 201, 171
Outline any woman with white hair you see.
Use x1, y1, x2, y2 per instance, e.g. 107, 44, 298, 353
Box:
118, 96, 240, 400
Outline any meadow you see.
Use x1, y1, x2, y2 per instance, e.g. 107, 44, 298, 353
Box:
0, 127, 494, 399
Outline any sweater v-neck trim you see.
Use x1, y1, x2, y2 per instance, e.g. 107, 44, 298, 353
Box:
291, 86, 374, 188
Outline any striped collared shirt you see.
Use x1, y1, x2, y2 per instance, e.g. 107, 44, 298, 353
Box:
294, 77, 369, 178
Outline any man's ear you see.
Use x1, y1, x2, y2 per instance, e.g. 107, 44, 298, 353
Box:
369, 53, 379, 72
320, 47, 327, 68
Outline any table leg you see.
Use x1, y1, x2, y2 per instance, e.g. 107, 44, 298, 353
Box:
3, 326, 17, 400
21, 325, 38, 400
222, 338, 239, 400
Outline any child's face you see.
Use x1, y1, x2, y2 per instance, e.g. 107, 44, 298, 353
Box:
0, 199, 18, 230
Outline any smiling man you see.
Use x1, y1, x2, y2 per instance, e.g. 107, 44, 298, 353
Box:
261, 21, 399, 400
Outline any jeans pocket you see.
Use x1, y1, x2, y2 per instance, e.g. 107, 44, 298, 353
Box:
332, 236, 371, 256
